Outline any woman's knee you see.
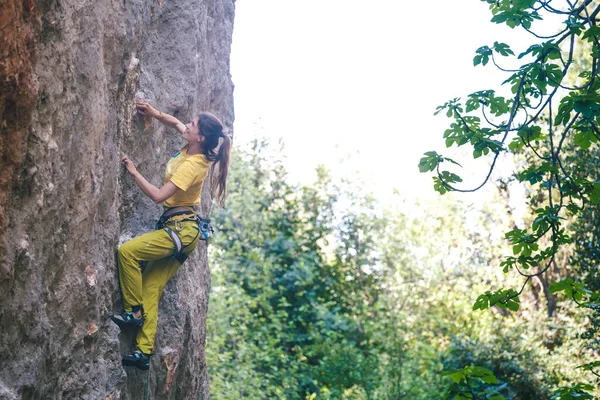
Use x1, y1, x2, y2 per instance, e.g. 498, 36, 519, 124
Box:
117, 241, 135, 260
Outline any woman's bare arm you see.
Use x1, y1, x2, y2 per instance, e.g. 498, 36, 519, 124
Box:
122, 156, 180, 204
136, 99, 187, 135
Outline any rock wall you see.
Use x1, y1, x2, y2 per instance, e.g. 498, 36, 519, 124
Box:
0, 0, 235, 398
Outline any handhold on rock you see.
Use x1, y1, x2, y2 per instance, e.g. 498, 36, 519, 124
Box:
85, 265, 97, 287
127, 54, 139, 70
161, 347, 179, 392
143, 115, 153, 131
87, 322, 98, 336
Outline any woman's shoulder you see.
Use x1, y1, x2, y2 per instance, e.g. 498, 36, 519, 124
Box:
182, 148, 210, 165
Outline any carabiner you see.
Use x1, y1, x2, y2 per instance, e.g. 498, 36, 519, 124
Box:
174, 220, 183, 232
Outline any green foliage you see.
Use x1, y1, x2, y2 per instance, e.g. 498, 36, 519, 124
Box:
473, 288, 520, 312
549, 278, 589, 302
418, 151, 462, 173
420, 0, 600, 394
487, 0, 542, 29
474, 42, 516, 67
207, 140, 406, 399
443, 366, 505, 400
552, 383, 595, 400
441, 326, 557, 399
206, 6, 600, 395
465, 90, 511, 116
420, 1, 599, 312
206, 138, 596, 398
419, 151, 443, 172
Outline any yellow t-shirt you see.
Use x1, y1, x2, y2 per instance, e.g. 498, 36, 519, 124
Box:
163, 147, 210, 208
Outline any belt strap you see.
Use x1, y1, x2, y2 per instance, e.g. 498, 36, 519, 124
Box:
161, 206, 196, 219
164, 227, 190, 264
156, 207, 196, 231
165, 228, 183, 254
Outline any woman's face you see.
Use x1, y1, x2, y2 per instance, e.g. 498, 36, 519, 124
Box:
183, 120, 201, 144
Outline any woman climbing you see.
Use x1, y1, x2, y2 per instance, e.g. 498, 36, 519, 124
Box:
112, 99, 231, 370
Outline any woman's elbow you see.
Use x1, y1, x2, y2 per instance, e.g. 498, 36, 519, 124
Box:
150, 192, 166, 204
152, 184, 178, 204
152, 195, 166, 204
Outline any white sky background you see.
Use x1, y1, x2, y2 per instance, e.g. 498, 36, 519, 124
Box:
230, 0, 558, 205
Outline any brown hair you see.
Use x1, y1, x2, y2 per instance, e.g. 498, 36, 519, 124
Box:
198, 112, 231, 207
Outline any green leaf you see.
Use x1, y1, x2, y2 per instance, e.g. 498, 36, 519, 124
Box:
500, 257, 516, 273
506, 299, 520, 312
545, 63, 563, 87
555, 96, 574, 126
443, 157, 463, 168
439, 170, 463, 184
549, 278, 591, 302
573, 131, 593, 150
443, 369, 467, 383
576, 361, 600, 371
474, 288, 520, 312
470, 366, 499, 384
475, 45, 492, 66
552, 382, 595, 400
508, 137, 523, 151
582, 26, 600, 43
574, 99, 600, 119
418, 151, 441, 173
518, 44, 542, 59
513, 244, 522, 255
493, 41, 514, 56
473, 292, 491, 311
589, 183, 600, 205
433, 176, 449, 195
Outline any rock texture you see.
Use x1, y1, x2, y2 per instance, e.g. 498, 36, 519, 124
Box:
0, 0, 235, 398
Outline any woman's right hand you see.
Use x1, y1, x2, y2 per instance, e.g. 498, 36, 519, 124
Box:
136, 99, 159, 118
122, 156, 138, 176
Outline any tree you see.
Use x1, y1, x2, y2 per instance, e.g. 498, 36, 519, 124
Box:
419, 0, 600, 392
206, 139, 400, 399
205, 135, 599, 398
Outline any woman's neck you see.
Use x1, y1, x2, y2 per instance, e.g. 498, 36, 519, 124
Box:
186, 142, 203, 155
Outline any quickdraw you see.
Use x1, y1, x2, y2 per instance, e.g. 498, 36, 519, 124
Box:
196, 216, 214, 240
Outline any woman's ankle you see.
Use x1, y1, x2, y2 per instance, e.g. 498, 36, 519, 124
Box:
130, 305, 143, 319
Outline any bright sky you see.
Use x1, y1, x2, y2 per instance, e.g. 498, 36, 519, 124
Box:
230, 0, 548, 204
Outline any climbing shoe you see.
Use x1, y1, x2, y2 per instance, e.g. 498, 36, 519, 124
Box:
122, 350, 151, 370
111, 311, 144, 329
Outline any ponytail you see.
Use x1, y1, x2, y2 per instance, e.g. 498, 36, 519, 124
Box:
197, 112, 231, 207
211, 134, 231, 207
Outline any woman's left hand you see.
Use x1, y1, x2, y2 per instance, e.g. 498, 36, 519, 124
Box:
122, 156, 138, 176
136, 100, 159, 118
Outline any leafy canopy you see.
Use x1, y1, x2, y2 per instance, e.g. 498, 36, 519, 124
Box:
420, 0, 600, 393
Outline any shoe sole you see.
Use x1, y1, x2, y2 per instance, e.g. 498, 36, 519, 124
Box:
111, 316, 143, 329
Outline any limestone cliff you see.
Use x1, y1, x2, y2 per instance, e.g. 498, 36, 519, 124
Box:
0, 0, 235, 398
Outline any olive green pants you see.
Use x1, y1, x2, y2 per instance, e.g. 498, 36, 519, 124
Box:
117, 220, 199, 354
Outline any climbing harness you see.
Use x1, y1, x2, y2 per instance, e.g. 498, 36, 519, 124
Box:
155, 206, 196, 230
155, 206, 214, 264
164, 227, 189, 264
